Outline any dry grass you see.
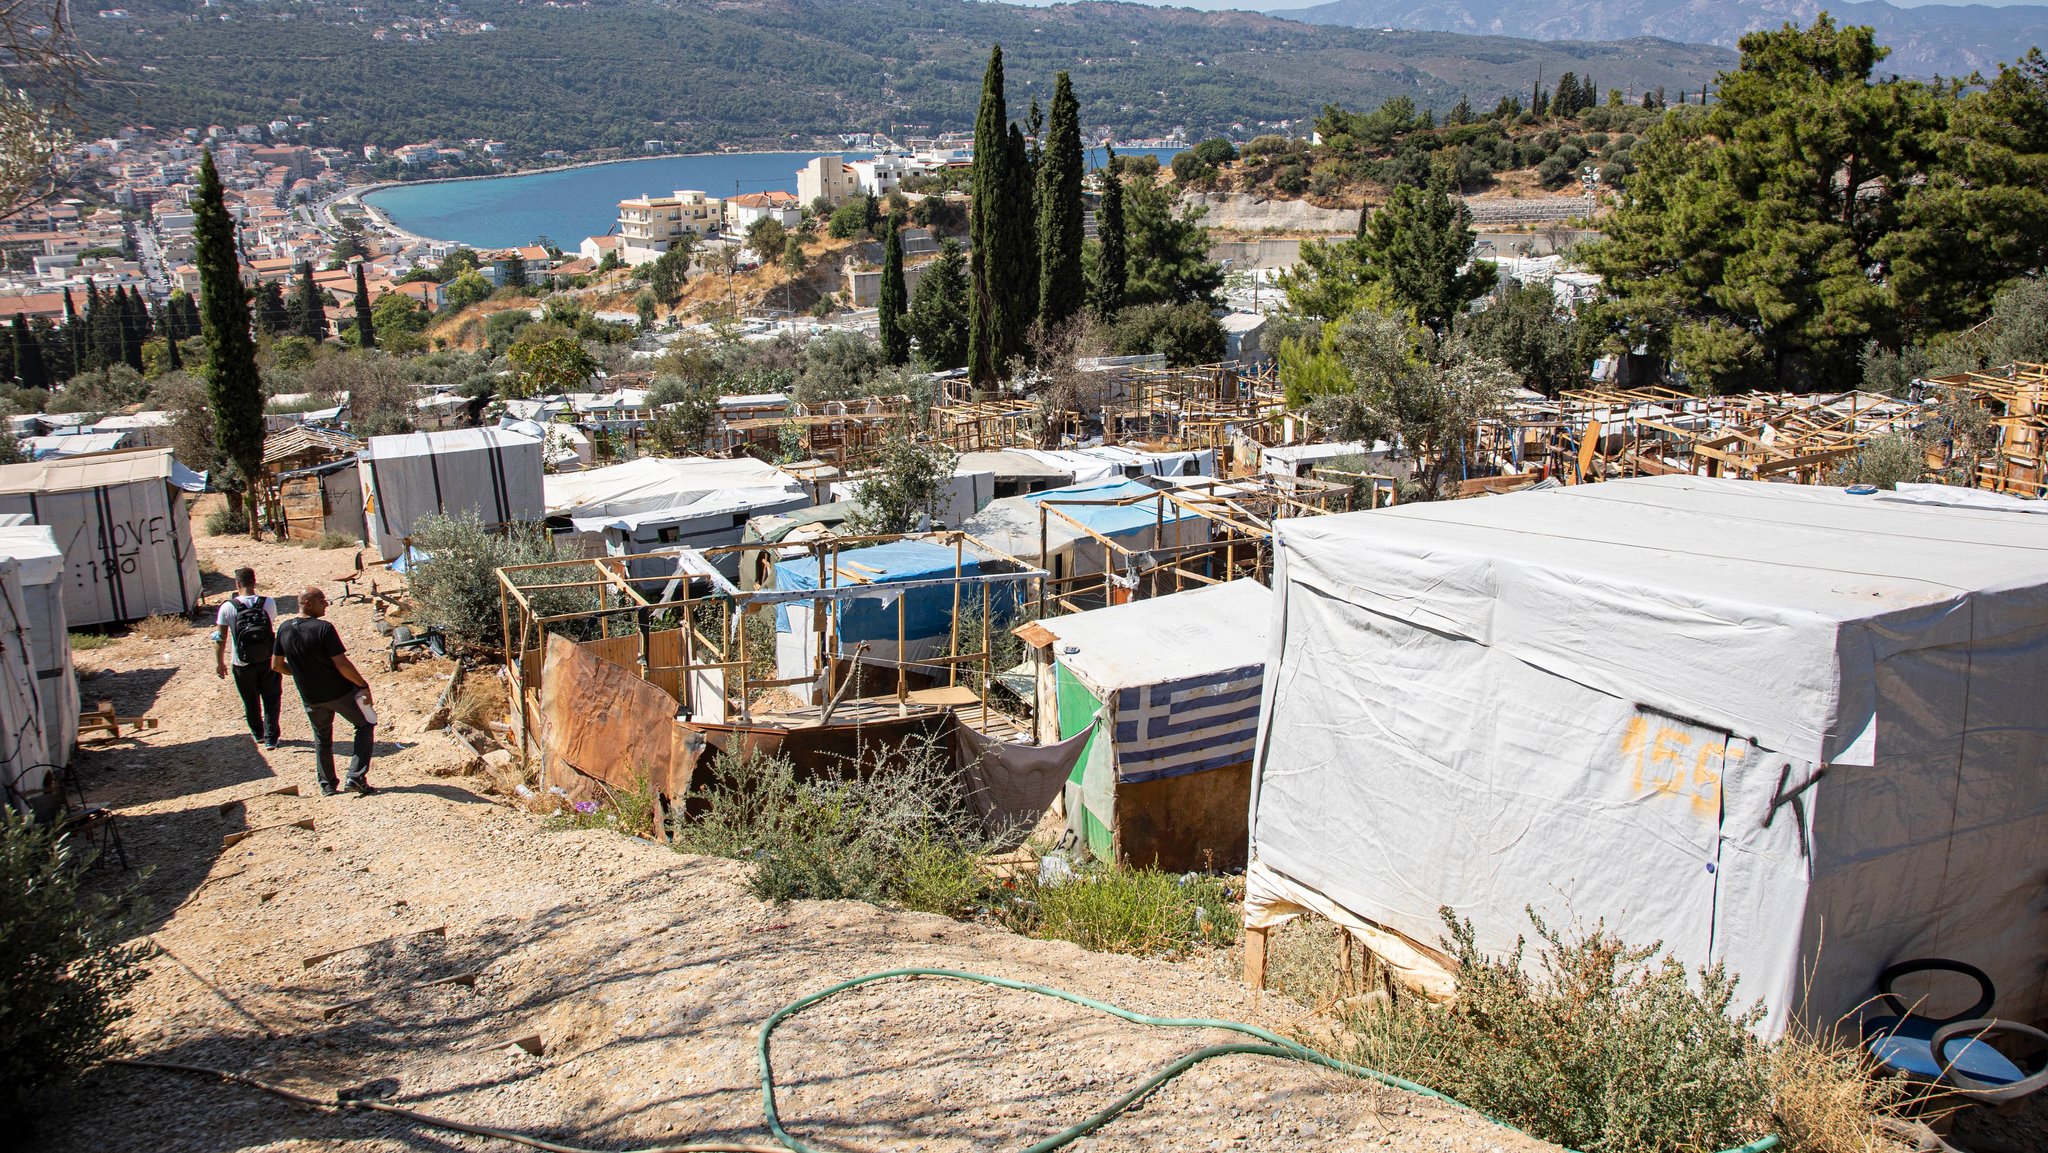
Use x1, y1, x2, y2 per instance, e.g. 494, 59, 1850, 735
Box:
1258, 914, 1388, 1014
450, 671, 509, 732
133, 614, 191, 640
1770, 1028, 1926, 1153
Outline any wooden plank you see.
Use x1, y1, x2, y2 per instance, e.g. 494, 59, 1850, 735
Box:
222, 817, 315, 848
216, 784, 301, 815
301, 925, 448, 970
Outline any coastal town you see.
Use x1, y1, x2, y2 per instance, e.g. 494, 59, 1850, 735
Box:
4, 6, 2048, 1153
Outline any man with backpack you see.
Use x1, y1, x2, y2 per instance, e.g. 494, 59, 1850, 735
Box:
215, 566, 282, 749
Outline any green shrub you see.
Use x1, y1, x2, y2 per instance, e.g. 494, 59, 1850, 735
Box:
1830, 433, 1926, 490
0, 813, 146, 1126
998, 863, 1236, 958
1329, 908, 1771, 1153
403, 511, 573, 652
672, 738, 1000, 916
67, 631, 111, 652
203, 501, 247, 536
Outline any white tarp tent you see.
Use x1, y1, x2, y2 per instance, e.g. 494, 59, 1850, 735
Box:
1248, 476, 2048, 1037
360, 428, 545, 560
0, 554, 51, 802
544, 456, 810, 576
0, 447, 201, 626
0, 525, 76, 772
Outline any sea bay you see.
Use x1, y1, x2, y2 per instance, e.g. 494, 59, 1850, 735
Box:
362, 148, 1181, 249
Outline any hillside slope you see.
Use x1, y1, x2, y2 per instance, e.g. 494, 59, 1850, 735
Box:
1272, 0, 2048, 77
69, 0, 1734, 152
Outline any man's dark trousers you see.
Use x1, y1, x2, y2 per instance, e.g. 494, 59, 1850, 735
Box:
305, 693, 375, 791
232, 662, 283, 744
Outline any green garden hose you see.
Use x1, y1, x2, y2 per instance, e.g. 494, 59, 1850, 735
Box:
758, 968, 1783, 1153
118, 966, 1783, 1153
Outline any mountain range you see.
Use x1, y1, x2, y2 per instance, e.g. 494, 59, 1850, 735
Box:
70, 0, 1736, 152
1269, 0, 2048, 77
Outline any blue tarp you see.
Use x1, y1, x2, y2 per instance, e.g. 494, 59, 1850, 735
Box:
772, 540, 1020, 643
1021, 478, 1203, 537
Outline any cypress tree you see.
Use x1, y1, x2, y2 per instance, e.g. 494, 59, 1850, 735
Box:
60, 287, 81, 380
1036, 71, 1085, 330
0, 317, 14, 384
176, 291, 201, 340
1092, 146, 1127, 320
164, 324, 183, 371
193, 150, 266, 534
877, 214, 909, 366
11, 313, 47, 389
1005, 122, 1038, 342
968, 43, 1012, 388
352, 262, 376, 349
122, 286, 147, 372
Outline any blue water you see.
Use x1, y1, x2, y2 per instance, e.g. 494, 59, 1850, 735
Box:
364, 147, 1182, 249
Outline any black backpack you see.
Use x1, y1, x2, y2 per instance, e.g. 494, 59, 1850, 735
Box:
231, 596, 275, 665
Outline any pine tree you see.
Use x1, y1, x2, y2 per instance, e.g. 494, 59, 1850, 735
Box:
192, 150, 265, 533
907, 238, 970, 371
1036, 71, 1086, 331
255, 280, 290, 334
352, 262, 376, 349
11, 313, 47, 389
504, 250, 529, 289
1092, 145, 1127, 320
289, 260, 326, 340
1555, 73, 1581, 117
877, 214, 909, 366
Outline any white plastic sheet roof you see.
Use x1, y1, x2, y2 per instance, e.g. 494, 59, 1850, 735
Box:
544, 456, 807, 531
1031, 579, 1270, 693
1251, 474, 2048, 1035
1277, 475, 2048, 768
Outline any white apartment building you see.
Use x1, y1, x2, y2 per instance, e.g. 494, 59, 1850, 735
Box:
616, 190, 725, 265
796, 155, 860, 208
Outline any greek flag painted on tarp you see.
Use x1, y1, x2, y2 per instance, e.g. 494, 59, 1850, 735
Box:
1111, 665, 1264, 784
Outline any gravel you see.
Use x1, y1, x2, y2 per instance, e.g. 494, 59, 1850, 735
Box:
37, 523, 1556, 1153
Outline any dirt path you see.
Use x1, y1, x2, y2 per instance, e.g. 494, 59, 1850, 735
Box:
41, 525, 1553, 1153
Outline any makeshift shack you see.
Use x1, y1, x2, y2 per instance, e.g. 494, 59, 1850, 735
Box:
964, 478, 1215, 602
1245, 476, 2048, 1037
1020, 580, 1269, 870
0, 524, 73, 777
360, 428, 545, 561
544, 456, 811, 578
262, 426, 367, 543
771, 539, 1023, 703
0, 447, 201, 626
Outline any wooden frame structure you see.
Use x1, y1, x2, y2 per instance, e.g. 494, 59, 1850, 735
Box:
1922, 363, 2048, 497
1029, 477, 1352, 617
497, 533, 1048, 761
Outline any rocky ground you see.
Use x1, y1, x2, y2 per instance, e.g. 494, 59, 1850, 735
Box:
37, 517, 1555, 1153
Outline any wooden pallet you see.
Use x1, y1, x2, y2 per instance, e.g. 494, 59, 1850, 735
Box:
78, 700, 159, 741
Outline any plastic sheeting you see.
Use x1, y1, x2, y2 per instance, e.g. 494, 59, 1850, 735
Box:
963, 478, 1213, 580
0, 448, 200, 626
0, 556, 51, 801
0, 525, 75, 771
360, 428, 545, 560
1249, 475, 2048, 1037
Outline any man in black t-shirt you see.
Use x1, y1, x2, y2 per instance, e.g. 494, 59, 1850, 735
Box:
272, 586, 379, 796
